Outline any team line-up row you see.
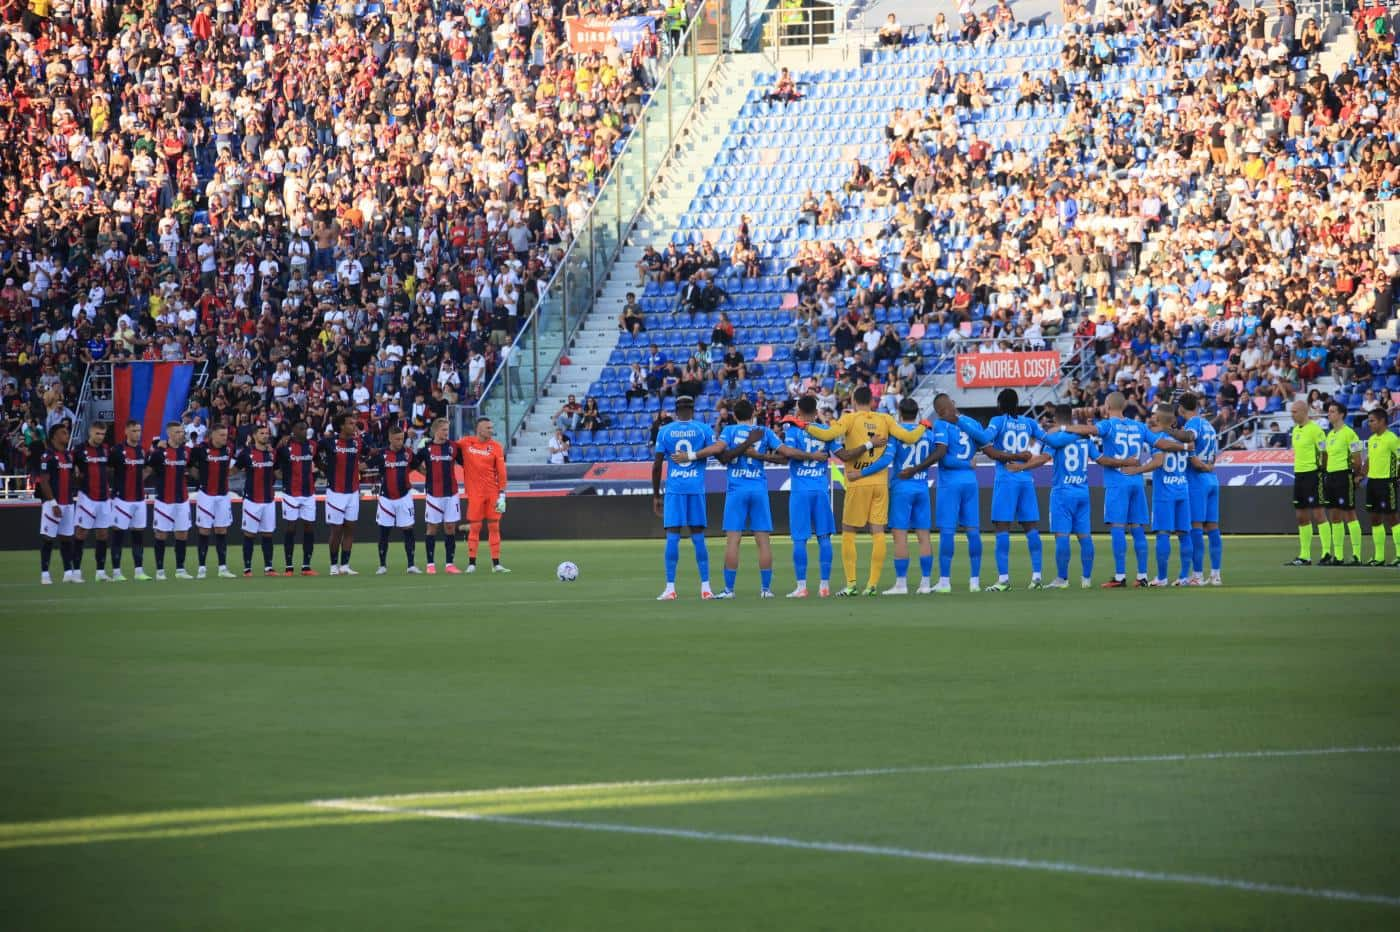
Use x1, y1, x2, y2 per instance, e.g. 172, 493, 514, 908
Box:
649, 389, 1400, 599
28, 416, 509, 584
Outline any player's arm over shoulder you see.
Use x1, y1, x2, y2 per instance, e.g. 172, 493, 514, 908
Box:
804, 413, 847, 441
884, 414, 926, 443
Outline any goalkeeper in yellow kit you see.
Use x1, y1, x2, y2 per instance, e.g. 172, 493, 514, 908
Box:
789, 386, 927, 595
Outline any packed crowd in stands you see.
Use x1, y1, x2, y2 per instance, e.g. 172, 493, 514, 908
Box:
610, 0, 1400, 461
0, 0, 676, 470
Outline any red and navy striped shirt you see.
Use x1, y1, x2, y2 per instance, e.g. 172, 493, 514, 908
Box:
276, 440, 317, 497
373, 447, 415, 500
191, 442, 232, 495
73, 442, 111, 501
32, 447, 76, 505
323, 438, 362, 494
148, 445, 189, 504
112, 442, 148, 502
235, 447, 278, 503
414, 442, 461, 497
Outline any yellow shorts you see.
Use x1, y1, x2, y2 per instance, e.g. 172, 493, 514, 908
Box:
841, 482, 889, 528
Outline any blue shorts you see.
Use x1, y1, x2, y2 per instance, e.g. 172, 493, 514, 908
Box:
723, 487, 774, 533
889, 483, 932, 531
991, 479, 1040, 524
1152, 494, 1191, 533
788, 488, 835, 540
1187, 475, 1220, 524
663, 491, 707, 529
1049, 487, 1092, 536
1104, 481, 1149, 526
935, 472, 980, 531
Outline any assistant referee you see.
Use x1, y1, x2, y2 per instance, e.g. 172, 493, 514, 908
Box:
1286, 399, 1328, 566
1364, 408, 1400, 566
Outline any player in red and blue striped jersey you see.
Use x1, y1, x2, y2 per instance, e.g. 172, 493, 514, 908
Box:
109, 420, 152, 581
190, 422, 236, 578
414, 418, 463, 574
33, 422, 77, 584
235, 425, 279, 576
148, 422, 192, 579
320, 414, 363, 575
370, 424, 421, 574
72, 423, 114, 581
275, 423, 319, 575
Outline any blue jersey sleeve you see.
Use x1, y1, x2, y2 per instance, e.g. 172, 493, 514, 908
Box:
765, 427, 783, 451
957, 415, 993, 447
1041, 429, 1074, 450
653, 425, 670, 457
1027, 418, 1048, 443
860, 447, 896, 478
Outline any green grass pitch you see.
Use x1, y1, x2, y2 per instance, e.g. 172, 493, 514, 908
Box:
1, 535, 1398, 931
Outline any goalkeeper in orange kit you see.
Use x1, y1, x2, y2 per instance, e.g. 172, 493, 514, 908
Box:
458, 416, 510, 574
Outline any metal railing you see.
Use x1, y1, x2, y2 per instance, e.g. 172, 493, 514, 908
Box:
758, 5, 841, 65
468, 10, 729, 449
0, 475, 32, 500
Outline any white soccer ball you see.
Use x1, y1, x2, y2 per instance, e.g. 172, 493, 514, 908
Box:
556, 561, 579, 582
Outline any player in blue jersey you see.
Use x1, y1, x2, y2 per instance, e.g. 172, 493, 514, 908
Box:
902, 394, 996, 593
651, 395, 742, 600
857, 398, 936, 594
1177, 393, 1222, 586
1018, 405, 1114, 589
984, 389, 1049, 591
706, 398, 785, 599
1124, 404, 1196, 587
778, 395, 838, 598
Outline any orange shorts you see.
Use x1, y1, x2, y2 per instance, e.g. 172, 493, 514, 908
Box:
466, 494, 500, 523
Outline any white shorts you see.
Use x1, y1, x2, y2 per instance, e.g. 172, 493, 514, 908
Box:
281, 494, 316, 523
424, 494, 461, 525
75, 493, 112, 530
324, 490, 360, 526
195, 492, 233, 529
110, 498, 148, 531
40, 503, 76, 538
376, 494, 416, 529
152, 500, 192, 533
241, 500, 278, 534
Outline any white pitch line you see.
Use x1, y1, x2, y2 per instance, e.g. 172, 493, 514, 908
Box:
312, 800, 1400, 908
310, 745, 1400, 806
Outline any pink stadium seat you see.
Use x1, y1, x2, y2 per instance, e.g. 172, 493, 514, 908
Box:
781, 293, 798, 310
908, 323, 926, 339
756, 345, 774, 363
1253, 396, 1268, 412
1201, 364, 1218, 381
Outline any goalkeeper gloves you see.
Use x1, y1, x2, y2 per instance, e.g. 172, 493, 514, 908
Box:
495, 492, 507, 514
780, 416, 808, 428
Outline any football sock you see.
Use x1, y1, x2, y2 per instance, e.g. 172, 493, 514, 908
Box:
59, 540, 74, 572
214, 536, 227, 568
1177, 532, 1192, 579
1347, 520, 1362, 558
95, 539, 107, 571
425, 533, 437, 565
966, 531, 983, 579
1373, 526, 1387, 561
41, 540, 53, 574
154, 538, 167, 570
467, 522, 481, 559
817, 535, 833, 582
918, 553, 933, 580
110, 529, 124, 569
1131, 527, 1149, 576
403, 529, 416, 567
994, 532, 1010, 577
1155, 532, 1170, 579
302, 531, 314, 569
1298, 526, 1312, 560
1331, 522, 1346, 559
759, 567, 773, 592
1318, 523, 1332, 558
340, 542, 352, 567
1079, 536, 1094, 579
174, 538, 187, 568
1392, 524, 1400, 557
285, 531, 296, 568
1190, 528, 1205, 574
868, 533, 886, 588
691, 533, 710, 584
488, 522, 502, 560
665, 532, 681, 584
791, 539, 808, 584
130, 533, 143, 570
261, 537, 274, 569
938, 530, 954, 577
1207, 528, 1222, 571
1026, 529, 1043, 576
1111, 526, 1127, 576
841, 530, 858, 586
894, 557, 909, 582
197, 536, 209, 567
73, 538, 85, 570
722, 567, 737, 592
378, 527, 391, 567
443, 536, 456, 565
1055, 535, 1070, 580
330, 546, 341, 566
243, 537, 255, 571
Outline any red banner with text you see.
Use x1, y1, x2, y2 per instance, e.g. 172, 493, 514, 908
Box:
955, 352, 1061, 388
